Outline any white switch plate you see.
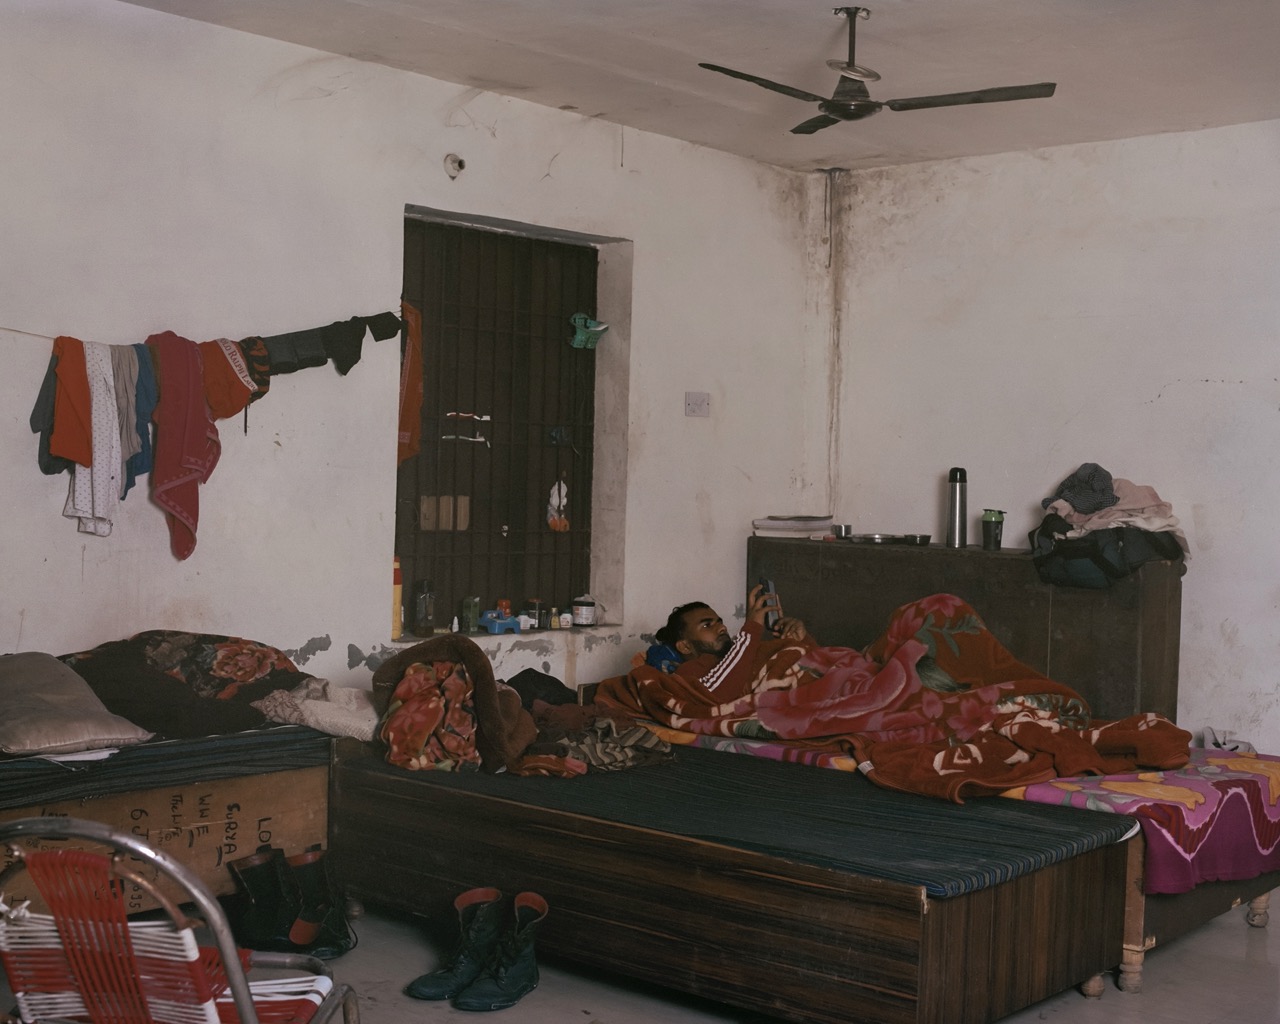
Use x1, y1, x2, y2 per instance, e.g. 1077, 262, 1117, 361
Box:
685, 391, 710, 417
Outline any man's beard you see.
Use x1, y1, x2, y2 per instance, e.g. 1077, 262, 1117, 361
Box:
690, 633, 733, 659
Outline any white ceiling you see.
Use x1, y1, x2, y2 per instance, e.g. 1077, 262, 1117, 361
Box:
118, 0, 1280, 172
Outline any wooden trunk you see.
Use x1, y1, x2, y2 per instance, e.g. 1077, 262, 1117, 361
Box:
0, 765, 329, 912
747, 537, 1183, 722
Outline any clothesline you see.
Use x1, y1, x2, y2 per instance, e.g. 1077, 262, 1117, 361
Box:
29, 307, 404, 561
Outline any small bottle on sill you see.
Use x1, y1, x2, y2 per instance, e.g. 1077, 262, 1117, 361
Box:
414, 581, 435, 636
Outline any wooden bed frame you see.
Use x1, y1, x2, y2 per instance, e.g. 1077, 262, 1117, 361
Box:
1120, 834, 1276, 992
322, 537, 1277, 1020
746, 536, 1274, 993
329, 738, 1131, 1024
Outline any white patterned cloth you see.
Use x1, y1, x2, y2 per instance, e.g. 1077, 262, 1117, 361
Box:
63, 341, 121, 536
252, 678, 380, 741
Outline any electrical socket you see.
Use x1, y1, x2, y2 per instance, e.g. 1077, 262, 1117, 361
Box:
684, 391, 710, 417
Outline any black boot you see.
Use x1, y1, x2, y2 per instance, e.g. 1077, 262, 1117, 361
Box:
225, 845, 302, 951
285, 845, 355, 959
405, 887, 506, 1001
451, 891, 548, 1012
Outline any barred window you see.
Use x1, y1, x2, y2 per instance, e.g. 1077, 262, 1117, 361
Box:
397, 216, 598, 633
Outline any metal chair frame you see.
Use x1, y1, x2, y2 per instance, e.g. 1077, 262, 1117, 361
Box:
0, 816, 359, 1024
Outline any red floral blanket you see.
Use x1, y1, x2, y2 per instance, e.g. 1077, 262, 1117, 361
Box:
596, 594, 1192, 801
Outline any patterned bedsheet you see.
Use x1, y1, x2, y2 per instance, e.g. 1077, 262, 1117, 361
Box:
1006, 748, 1280, 894
655, 732, 1274, 890
645, 735, 1279, 896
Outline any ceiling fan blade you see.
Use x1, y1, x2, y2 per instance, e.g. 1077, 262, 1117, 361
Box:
698, 63, 827, 104
790, 114, 842, 135
885, 82, 1056, 112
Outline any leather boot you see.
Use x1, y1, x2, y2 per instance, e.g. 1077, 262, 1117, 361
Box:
285, 845, 355, 959
451, 891, 548, 1012
405, 887, 506, 1000
226, 845, 302, 951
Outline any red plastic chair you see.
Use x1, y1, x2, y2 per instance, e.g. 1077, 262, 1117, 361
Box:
0, 817, 359, 1024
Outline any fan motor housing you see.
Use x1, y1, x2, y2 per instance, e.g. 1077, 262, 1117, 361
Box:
820, 99, 882, 121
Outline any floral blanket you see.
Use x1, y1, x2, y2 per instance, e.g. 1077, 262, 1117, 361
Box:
595, 594, 1192, 802
60, 630, 315, 738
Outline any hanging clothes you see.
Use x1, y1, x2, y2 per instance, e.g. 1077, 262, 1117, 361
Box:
199, 338, 260, 420
29, 352, 75, 476
122, 343, 158, 499
260, 327, 327, 375
237, 337, 272, 402
397, 301, 422, 465
110, 344, 142, 491
62, 341, 121, 536
321, 318, 366, 375
48, 335, 92, 468
149, 331, 220, 560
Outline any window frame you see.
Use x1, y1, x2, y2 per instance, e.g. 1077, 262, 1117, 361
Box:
400, 206, 631, 628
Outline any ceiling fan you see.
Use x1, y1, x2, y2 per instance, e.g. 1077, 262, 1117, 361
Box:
699, 6, 1056, 136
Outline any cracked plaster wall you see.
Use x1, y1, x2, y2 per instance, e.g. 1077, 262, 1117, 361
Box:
0, 0, 831, 690
832, 125, 1280, 748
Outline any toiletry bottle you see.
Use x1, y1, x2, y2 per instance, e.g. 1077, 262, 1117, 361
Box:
946, 468, 967, 548
414, 580, 435, 636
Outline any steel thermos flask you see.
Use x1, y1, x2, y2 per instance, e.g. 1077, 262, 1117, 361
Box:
946, 467, 967, 548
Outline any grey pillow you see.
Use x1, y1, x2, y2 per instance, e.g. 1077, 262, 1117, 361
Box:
0, 652, 153, 755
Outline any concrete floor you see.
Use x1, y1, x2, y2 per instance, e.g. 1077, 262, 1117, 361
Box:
330, 899, 1277, 1024
1, 894, 1273, 1023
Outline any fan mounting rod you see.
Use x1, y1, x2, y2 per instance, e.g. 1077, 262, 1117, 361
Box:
828, 6, 880, 82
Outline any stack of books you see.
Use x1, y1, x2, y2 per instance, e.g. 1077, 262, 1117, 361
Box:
751, 514, 834, 539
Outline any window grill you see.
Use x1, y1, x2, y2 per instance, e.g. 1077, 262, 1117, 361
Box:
397, 219, 597, 633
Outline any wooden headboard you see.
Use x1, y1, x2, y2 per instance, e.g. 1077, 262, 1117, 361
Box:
746, 536, 1184, 722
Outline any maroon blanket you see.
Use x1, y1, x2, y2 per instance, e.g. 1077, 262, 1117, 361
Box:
596, 594, 1191, 801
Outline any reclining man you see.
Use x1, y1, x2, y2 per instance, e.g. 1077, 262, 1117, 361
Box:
651, 584, 815, 704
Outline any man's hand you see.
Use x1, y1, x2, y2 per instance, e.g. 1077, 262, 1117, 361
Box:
747, 583, 780, 626
774, 616, 807, 641
747, 585, 806, 639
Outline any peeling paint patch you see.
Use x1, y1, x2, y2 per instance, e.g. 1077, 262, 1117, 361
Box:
508, 638, 557, 655
286, 635, 332, 667
348, 643, 400, 672
582, 632, 622, 652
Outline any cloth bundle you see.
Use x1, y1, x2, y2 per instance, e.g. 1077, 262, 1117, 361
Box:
1040, 462, 1189, 555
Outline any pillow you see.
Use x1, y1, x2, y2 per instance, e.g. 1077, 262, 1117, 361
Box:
0, 652, 153, 755
123, 630, 313, 703
58, 639, 271, 739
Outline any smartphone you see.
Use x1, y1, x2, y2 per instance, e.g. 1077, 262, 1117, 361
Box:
758, 577, 780, 632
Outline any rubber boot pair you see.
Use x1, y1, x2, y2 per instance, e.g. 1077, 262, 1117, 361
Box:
406, 887, 548, 1011
225, 843, 354, 959
226, 845, 300, 951
285, 845, 356, 959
